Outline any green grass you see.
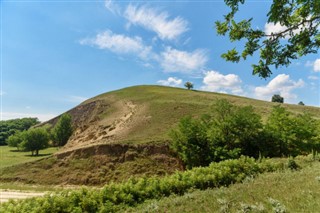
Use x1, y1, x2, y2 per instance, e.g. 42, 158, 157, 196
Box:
88, 85, 320, 144
128, 158, 320, 213
0, 146, 58, 169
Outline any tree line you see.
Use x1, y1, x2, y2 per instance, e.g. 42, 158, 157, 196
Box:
6, 114, 73, 156
170, 99, 320, 169
0, 118, 40, 146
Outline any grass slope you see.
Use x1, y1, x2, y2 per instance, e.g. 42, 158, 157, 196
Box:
0, 146, 57, 169
71, 85, 320, 146
128, 159, 320, 213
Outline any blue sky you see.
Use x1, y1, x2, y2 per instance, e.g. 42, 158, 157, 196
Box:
1, 0, 319, 121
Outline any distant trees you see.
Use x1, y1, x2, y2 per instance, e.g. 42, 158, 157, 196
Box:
0, 118, 39, 145
298, 101, 305, 106
52, 113, 73, 147
170, 100, 320, 168
184, 82, 193, 90
271, 94, 284, 103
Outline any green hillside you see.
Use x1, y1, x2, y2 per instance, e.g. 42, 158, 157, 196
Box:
53, 85, 320, 149
0, 85, 319, 186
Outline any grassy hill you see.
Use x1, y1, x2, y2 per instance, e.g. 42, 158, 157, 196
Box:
46, 85, 320, 150
0, 85, 319, 185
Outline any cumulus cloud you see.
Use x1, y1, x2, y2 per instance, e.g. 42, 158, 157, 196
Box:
314, 59, 320, 72
157, 77, 183, 87
305, 59, 320, 72
201, 70, 244, 95
124, 4, 188, 40
264, 23, 288, 37
80, 30, 153, 61
160, 47, 208, 73
254, 74, 304, 102
264, 20, 310, 39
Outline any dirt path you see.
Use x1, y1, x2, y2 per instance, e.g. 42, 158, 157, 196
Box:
0, 190, 45, 203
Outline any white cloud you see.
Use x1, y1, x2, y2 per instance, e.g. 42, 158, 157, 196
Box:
314, 59, 320, 72
1, 112, 57, 122
80, 30, 153, 61
105, 0, 121, 15
157, 77, 182, 87
264, 23, 288, 38
254, 74, 304, 102
0, 90, 5, 96
124, 4, 188, 40
264, 20, 311, 39
201, 70, 244, 95
160, 47, 208, 73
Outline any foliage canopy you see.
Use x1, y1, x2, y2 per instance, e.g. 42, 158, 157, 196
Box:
170, 100, 320, 168
52, 113, 73, 147
184, 82, 194, 90
0, 118, 39, 145
271, 94, 284, 103
19, 128, 50, 156
216, 0, 320, 78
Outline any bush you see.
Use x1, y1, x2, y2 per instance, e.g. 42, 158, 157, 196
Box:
0, 157, 280, 212
170, 99, 264, 168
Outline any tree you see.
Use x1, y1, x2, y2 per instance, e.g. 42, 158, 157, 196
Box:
272, 94, 284, 103
184, 82, 193, 90
6, 131, 27, 150
216, 0, 320, 78
20, 128, 49, 156
298, 101, 305, 105
52, 113, 73, 147
263, 105, 320, 157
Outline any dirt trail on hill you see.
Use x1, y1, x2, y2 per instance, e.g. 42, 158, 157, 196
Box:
0, 190, 45, 203
59, 100, 142, 153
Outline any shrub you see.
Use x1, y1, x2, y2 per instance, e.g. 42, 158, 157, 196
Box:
0, 157, 280, 212
171, 99, 264, 168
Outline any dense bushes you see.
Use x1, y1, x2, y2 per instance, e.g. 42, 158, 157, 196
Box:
0, 118, 39, 145
0, 157, 281, 212
171, 100, 320, 168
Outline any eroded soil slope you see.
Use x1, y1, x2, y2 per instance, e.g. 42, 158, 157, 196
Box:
0, 143, 183, 185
